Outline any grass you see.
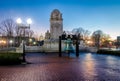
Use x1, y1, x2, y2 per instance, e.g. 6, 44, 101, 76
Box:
0, 52, 22, 65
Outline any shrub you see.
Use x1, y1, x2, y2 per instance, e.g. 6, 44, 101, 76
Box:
97, 49, 120, 56
0, 52, 22, 65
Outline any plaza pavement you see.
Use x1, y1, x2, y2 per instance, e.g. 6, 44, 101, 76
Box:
0, 53, 120, 81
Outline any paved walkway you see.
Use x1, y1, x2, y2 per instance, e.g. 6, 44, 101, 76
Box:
0, 53, 120, 81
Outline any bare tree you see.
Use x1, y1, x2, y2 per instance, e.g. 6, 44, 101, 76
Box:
72, 27, 84, 35
25, 29, 34, 38
14, 26, 23, 46
82, 30, 91, 41
14, 26, 34, 46
0, 19, 17, 47
15, 26, 20, 37
72, 27, 91, 41
92, 30, 103, 49
101, 34, 111, 47
0, 19, 16, 37
0, 18, 35, 47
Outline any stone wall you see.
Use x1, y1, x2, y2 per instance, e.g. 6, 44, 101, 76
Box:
15, 40, 98, 53
16, 41, 65, 53
43, 41, 65, 52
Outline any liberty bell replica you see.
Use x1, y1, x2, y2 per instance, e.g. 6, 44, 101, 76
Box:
64, 35, 75, 55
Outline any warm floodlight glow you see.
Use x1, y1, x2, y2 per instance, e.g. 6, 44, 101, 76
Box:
0, 40, 6, 44
27, 18, 32, 24
16, 18, 22, 24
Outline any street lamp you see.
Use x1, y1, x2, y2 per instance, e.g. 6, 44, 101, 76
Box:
16, 18, 32, 63
16, 18, 22, 24
27, 18, 32, 25
9, 40, 13, 47
29, 38, 33, 46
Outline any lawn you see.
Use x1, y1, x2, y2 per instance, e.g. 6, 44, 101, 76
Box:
0, 52, 22, 65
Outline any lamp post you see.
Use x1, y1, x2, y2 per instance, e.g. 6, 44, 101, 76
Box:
16, 18, 32, 63
9, 40, 13, 47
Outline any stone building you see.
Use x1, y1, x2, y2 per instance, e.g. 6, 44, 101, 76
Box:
45, 30, 50, 39
45, 9, 63, 40
39, 34, 44, 41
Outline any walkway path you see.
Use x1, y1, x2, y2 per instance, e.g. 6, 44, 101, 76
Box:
0, 53, 120, 81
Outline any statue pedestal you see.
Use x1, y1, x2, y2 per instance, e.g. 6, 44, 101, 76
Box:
43, 40, 65, 52
16, 41, 24, 53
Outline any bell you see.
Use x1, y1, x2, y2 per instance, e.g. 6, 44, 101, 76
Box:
64, 38, 75, 53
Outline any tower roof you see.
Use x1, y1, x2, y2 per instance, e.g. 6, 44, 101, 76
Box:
50, 9, 62, 20
51, 9, 60, 15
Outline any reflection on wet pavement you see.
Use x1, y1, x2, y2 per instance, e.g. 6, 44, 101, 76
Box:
0, 53, 120, 81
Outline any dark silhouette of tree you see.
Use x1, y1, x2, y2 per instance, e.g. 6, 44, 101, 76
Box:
92, 30, 103, 49
71, 27, 91, 42
0, 19, 16, 37
25, 29, 34, 38
72, 27, 84, 35
0, 19, 16, 47
0, 18, 35, 47
101, 34, 111, 47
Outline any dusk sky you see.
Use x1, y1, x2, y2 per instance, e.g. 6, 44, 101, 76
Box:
0, 0, 120, 39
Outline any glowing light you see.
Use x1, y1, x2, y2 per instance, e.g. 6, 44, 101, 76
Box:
87, 41, 93, 44
0, 40, 6, 44
3, 41, 6, 44
29, 38, 32, 42
27, 18, 32, 24
33, 42, 36, 45
16, 18, 22, 24
9, 40, 13, 44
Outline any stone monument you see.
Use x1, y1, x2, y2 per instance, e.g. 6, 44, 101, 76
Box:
45, 9, 63, 40
44, 9, 64, 52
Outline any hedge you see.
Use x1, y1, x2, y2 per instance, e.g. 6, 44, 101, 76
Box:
0, 52, 22, 65
97, 49, 120, 56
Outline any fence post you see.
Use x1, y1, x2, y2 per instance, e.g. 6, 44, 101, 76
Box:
59, 36, 62, 57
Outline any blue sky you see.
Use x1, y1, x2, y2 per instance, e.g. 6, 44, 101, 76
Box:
0, 0, 120, 39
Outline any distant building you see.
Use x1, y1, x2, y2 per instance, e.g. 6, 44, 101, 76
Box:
45, 9, 63, 40
39, 34, 44, 41
116, 36, 120, 48
45, 30, 50, 39
117, 36, 120, 43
